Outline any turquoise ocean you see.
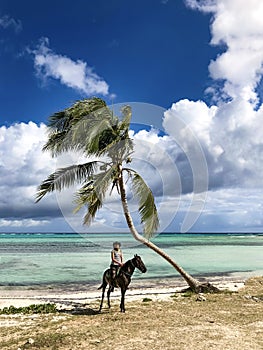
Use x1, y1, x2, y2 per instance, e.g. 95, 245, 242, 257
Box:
0, 233, 262, 289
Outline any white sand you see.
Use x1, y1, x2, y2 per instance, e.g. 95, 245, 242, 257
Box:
0, 280, 245, 309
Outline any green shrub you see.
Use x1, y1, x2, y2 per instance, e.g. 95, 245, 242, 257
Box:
142, 298, 152, 302
0, 303, 57, 314
182, 291, 194, 298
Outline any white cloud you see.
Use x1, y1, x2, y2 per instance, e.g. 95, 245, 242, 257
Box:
163, 99, 217, 145
187, 0, 263, 103
0, 122, 59, 222
0, 120, 198, 233
31, 37, 109, 96
163, 97, 263, 191
193, 188, 263, 232
185, 0, 217, 12
0, 219, 50, 228
161, 2, 263, 194
158, 1, 263, 232
0, 14, 22, 33
1, 117, 263, 233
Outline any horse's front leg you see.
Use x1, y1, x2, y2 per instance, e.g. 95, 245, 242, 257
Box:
107, 286, 113, 309
99, 284, 107, 313
120, 287, 126, 313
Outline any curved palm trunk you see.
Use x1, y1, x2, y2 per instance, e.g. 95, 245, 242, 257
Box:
118, 166, 201, 292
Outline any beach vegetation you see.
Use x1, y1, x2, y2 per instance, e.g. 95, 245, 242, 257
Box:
142, 298, 152, 302
182, 291, 195, 298
0, 303, 57, 315
1, 278, 263, 350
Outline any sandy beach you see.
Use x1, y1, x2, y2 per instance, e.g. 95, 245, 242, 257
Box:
0, 276, 262, 350
0, 275, 246, 309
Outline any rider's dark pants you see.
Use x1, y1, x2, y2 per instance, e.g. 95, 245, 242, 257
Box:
110, 264, 119, 279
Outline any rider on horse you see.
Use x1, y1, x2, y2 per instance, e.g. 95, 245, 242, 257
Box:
110, 241, 124, 281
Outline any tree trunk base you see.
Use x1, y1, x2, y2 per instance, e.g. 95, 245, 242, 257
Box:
183, 282, 221, 294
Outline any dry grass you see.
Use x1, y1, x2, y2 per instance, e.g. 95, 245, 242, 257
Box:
0, 277, 262, 350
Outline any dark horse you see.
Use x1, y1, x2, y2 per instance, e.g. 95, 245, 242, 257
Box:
98, 255, 147, 313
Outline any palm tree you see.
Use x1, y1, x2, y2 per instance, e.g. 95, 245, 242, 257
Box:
36, 97, 218, 293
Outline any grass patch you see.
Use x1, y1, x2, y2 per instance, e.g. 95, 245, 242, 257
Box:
181, 291, 194, 298
220, 289, 236, 295
0, 277, 262, 350
0, 303, 57, 315
142, 298, 152, 302
19, 333, 68, 350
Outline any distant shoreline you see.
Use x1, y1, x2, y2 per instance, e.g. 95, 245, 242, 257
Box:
0, 270, 258, 291
0, 231, 263, 235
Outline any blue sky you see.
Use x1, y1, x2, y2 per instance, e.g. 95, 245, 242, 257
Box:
0, 0, 218, 125
1, 0, 263, 233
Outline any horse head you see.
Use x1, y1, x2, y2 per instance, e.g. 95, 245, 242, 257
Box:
132, 254, 147, 273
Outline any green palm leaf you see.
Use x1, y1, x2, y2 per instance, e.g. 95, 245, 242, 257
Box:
48, 98, 107, 131
92, 107, 133, 159
36, 162, 98, 202
42, 98, 133, 160
72, 117, 115, 156
126, 169, 159, 238
42, 131, 75, 157
118, 106, 132, 132
74, 183, 102, 226
74, 166, 118, 225
43, 98, 109, 156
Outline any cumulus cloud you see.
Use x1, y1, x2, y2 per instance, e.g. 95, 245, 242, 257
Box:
186, 0, 217, 12
0, 219, 50, 228
0, 14, 22, 33
0, 122, 60, 226
30, 37, 109, 96
159, 0, 263, 231
164, 1, 263, 193
187, 0, 263, 103
163, 97, 263, 192
0, 119, 200, 232
1, 116, 263, 233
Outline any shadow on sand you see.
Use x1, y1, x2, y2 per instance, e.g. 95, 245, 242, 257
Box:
56, 301, 100, 315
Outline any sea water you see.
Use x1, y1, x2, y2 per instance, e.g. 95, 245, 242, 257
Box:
0, 233, 262, 287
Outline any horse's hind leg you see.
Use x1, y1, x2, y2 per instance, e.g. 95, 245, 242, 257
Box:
99, 284, 107, 312
120, 288, 126, 313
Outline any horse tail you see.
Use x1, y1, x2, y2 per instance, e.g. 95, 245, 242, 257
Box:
98, 269, 109, 289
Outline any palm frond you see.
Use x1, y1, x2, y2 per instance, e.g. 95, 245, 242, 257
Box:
74, 183, 102, 226
118, 105, 132, 132
43, 98, 109, 156
73, 118, 115, 156
72, 115, 132, 159
126, 169, 159, 238
35, 162, 98, 202
96, 132, 133, 160
42, 131, 76, 157
94, 105, 133, 158
43, 98, 134, 161
74, 166, 118, 225
47, 98, 107, 131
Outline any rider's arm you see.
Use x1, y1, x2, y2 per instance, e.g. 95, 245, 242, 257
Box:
120, 251, 124, 264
